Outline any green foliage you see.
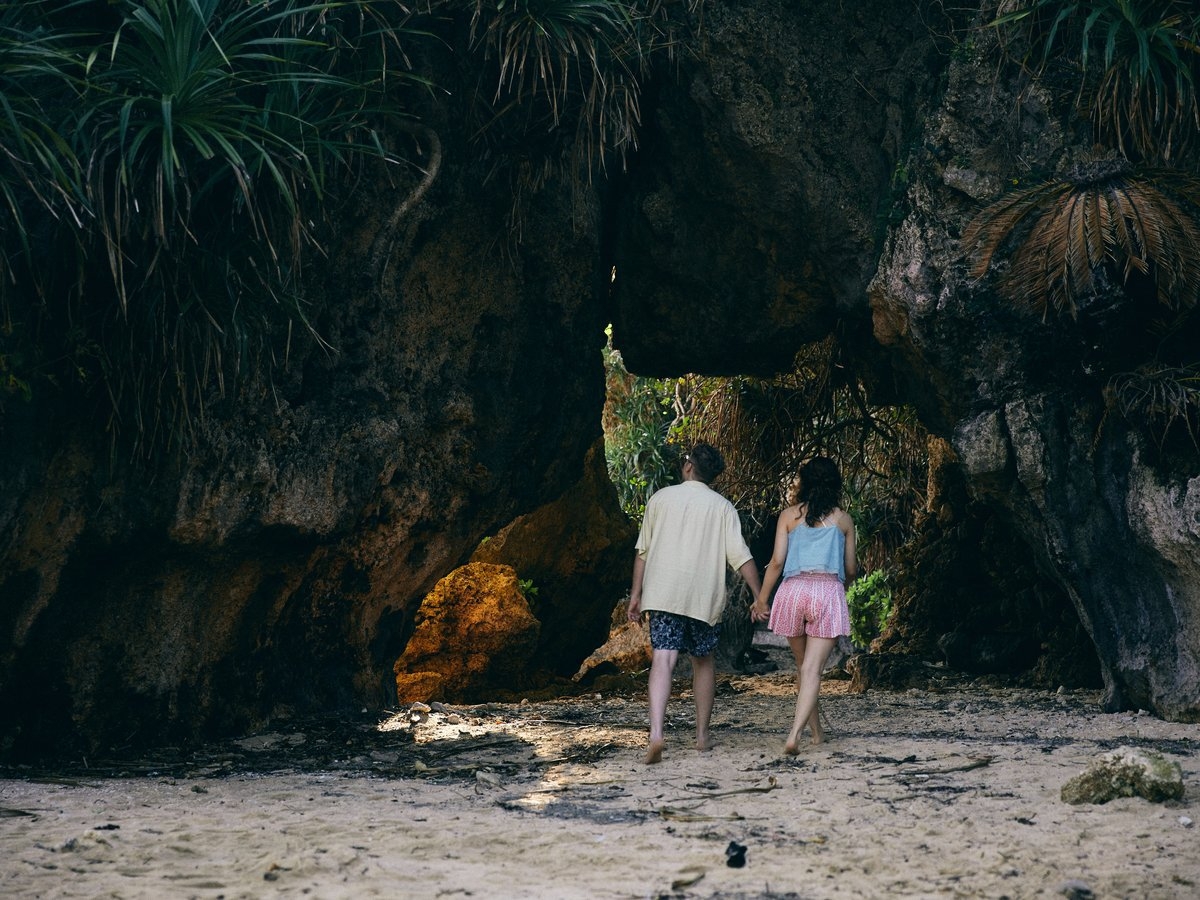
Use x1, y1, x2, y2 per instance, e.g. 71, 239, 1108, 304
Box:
665, 339, 930, 572
990, 0, 1200, 163
601, 333, 929, 575
1, 0, 422, 453
517, 577, 539, 600
847, 568, 892, 649
962, 159, 1200, 318
463, 0, 702, 228
3, 1, 701, 455
601, 326, 680, 521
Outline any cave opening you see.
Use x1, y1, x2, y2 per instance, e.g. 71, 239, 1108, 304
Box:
599, 327, 1102, 692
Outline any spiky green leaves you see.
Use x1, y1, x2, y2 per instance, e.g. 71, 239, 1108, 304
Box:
465, 0, 698, 207
991, 0, 1200, 163
1, 0, 422, 453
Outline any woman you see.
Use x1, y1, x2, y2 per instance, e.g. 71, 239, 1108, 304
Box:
750, 457, 856, 752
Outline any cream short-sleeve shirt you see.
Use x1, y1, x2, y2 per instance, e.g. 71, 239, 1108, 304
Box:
635, 480, 753, 625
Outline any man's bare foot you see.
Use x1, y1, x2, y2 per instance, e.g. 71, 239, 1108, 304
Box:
644, 740, 665, 764
783, 736, 800, 755
696, 736, 715, 752
811, 722, 825, 746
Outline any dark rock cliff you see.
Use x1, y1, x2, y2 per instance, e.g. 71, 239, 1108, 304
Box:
610, 0, 1198, 718
0, 28, 611, 757
866, 16, 1200, 717
2, 0, 1198, 760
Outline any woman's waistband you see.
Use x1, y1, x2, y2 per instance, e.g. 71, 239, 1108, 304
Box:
782, 570, 842, 583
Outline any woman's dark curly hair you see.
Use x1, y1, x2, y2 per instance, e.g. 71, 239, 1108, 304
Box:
797, 457, 842, 526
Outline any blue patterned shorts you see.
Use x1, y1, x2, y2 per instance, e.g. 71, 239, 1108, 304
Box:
648, 611, 722, 657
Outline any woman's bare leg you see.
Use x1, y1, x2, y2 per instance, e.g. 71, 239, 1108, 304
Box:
783, 636, 821, 751
785, 635, 835, 752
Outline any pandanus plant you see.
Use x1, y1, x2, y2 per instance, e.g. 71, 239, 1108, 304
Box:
3, 0, 701, 452
1, 0, 421, 451
992, 0, 1200, 163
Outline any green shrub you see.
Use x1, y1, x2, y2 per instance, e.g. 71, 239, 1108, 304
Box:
847, 568, 893, 649
601, 326, 680, 522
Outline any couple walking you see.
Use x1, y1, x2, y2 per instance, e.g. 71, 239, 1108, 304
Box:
627, 443, 857, 764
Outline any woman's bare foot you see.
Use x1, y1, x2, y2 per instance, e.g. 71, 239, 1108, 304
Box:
644, 740, 666, 764
783, 734, 801, 755
696, 736, 715, 752
811, 721, 825, 746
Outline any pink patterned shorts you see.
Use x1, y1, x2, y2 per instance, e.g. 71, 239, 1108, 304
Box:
768, 572, 850, 639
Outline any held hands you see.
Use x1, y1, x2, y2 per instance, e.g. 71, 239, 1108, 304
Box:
749, 596, 770, 623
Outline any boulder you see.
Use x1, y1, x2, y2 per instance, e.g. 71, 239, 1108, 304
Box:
394, 563, 540, 703
573, 617, 652, 683
1060, 746, 1185, 805
847, 652, 941, 692
471, 439, 636, 675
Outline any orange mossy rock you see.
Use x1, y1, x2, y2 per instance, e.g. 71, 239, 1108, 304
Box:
572, 600, 651, 682
471, 438, 636, 676
394, 562, 540, 703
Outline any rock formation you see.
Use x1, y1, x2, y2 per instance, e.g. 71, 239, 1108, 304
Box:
394, 563, 541, 702
2, 0, 1198, 763
610, 1, 1198, 718
0, 23, 612, 759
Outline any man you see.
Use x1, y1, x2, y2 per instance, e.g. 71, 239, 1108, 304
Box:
627, 443, 763, 764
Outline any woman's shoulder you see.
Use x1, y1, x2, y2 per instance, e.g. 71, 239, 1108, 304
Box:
831, 507, 854, 529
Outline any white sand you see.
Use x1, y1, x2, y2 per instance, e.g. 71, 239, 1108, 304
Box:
2, 671, 1198, 899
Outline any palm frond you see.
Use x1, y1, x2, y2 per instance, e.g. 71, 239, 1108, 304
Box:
466, 0, 702, 225
965, 162, 1200, 317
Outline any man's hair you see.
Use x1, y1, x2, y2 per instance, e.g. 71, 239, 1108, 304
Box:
688, 443, 725, 484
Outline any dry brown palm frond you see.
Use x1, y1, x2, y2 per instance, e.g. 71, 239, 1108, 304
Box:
964, 163, 1200, 317
1107, 364, 1200, 446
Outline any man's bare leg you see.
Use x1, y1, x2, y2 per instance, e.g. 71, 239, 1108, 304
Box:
645, 648, 678, 763
691, 654, 716, 752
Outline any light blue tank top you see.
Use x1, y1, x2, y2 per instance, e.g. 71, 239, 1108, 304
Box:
782, 520, 845, 582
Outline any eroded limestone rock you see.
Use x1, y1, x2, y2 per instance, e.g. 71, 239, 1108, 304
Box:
573, 618, 652, 683
1060, 746, 1185, 805
394, 563, 540, 703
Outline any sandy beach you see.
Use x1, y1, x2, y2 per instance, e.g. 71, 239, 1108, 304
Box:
2, 661, 1198, 899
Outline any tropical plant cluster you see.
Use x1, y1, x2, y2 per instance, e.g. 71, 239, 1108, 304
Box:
847, 568, 892, 649
1, 0, 701, 455
966, 0, 1200, 444
1, 0, 426, 452
601, 325, 681, 521
464, 0, 702, 232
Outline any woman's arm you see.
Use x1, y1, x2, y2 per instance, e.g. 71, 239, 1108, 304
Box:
750, 509, 793, 621
839, 510, 858, 585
